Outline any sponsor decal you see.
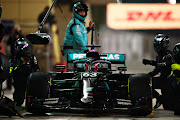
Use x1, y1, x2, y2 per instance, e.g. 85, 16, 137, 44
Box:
73, 54, 86, 59
107, 3, 180, 30
87, 87, 94, 91
101, 54, 125, 61
117, 99, 132, 105
68, 53, 125, 62
44, 98, 59, 104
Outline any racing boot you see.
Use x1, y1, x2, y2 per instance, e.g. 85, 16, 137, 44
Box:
154, 97, 161, 109
174, 104, 180, 115
153, 90, 161, 109
174, 112, 180, 116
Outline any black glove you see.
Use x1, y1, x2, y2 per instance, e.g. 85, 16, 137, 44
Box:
143, 59, 157, 66
143, 59, 149, 65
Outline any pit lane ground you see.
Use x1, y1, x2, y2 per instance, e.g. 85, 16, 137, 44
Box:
0, 95, 180, 120
2, 83, 180, 119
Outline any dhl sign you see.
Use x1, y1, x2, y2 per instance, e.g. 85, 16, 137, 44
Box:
106, 3, 180, 30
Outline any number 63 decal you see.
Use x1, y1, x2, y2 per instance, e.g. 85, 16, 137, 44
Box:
82, 72, 98, 78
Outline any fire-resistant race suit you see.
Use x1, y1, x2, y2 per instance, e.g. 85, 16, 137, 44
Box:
9, 38, 39, 106
63, 2, 91, 59
144, 34, 175, 109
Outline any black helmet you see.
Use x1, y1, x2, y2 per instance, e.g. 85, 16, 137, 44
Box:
73, 2, 88, 21
86, 51, 100, 60
173, 43, 180, 63
15, 38, 29, 56
153, 34, 170, 53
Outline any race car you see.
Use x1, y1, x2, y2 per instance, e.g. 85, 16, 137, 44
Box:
25, 50, 152, 116
24, 0, 152, 115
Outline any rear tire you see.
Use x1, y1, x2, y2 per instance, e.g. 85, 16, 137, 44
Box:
128, 73, 152, 116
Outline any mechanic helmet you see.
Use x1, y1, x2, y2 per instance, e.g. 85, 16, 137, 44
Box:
73, 2, 88, 21
153, 34, 170, 53
15, 37, 29, 56
173, 43, 180, 63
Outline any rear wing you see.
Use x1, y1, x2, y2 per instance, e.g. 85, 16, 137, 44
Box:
67, 53, 126, 65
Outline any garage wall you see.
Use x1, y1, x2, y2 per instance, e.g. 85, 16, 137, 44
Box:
1, 0, 50, 35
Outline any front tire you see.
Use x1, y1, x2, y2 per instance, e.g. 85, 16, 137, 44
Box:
128, 73, 152, 116
26, 72, 51, 114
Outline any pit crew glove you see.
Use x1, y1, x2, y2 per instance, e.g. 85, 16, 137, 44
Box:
171, 64, 180, 71
143, 59, 157, 66
142, 59, 148, 65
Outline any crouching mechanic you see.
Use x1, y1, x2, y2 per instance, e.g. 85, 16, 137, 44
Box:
171, 43, 180, 115
145, 34, 174, 109
9, 38, 39, 106
63, 2, 94, 59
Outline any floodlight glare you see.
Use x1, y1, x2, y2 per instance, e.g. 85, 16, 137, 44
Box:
168, 0, 176, 4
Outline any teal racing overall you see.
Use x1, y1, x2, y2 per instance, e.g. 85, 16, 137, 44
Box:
64, 17, 90, 59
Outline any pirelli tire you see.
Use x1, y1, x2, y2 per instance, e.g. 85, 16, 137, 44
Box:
128, 73, 152, 116
26, 72, 51, 114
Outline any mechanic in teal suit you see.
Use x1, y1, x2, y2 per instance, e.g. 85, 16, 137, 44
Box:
63, 2, 94, 59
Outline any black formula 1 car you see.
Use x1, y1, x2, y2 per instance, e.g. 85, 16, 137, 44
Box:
24, 0, 152, 115
25, 51, 152, 116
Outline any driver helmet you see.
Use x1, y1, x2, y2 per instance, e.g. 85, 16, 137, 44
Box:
85, 51, 100, 72
86, 51, 100, 60
15, 37, 29, 56
73, 2, 88, 21
173, 43, 180, 63
153, 34, 170, 53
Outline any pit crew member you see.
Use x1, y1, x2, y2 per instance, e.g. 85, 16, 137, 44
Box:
9, 38, 39, 106
143, 34, 174, 109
